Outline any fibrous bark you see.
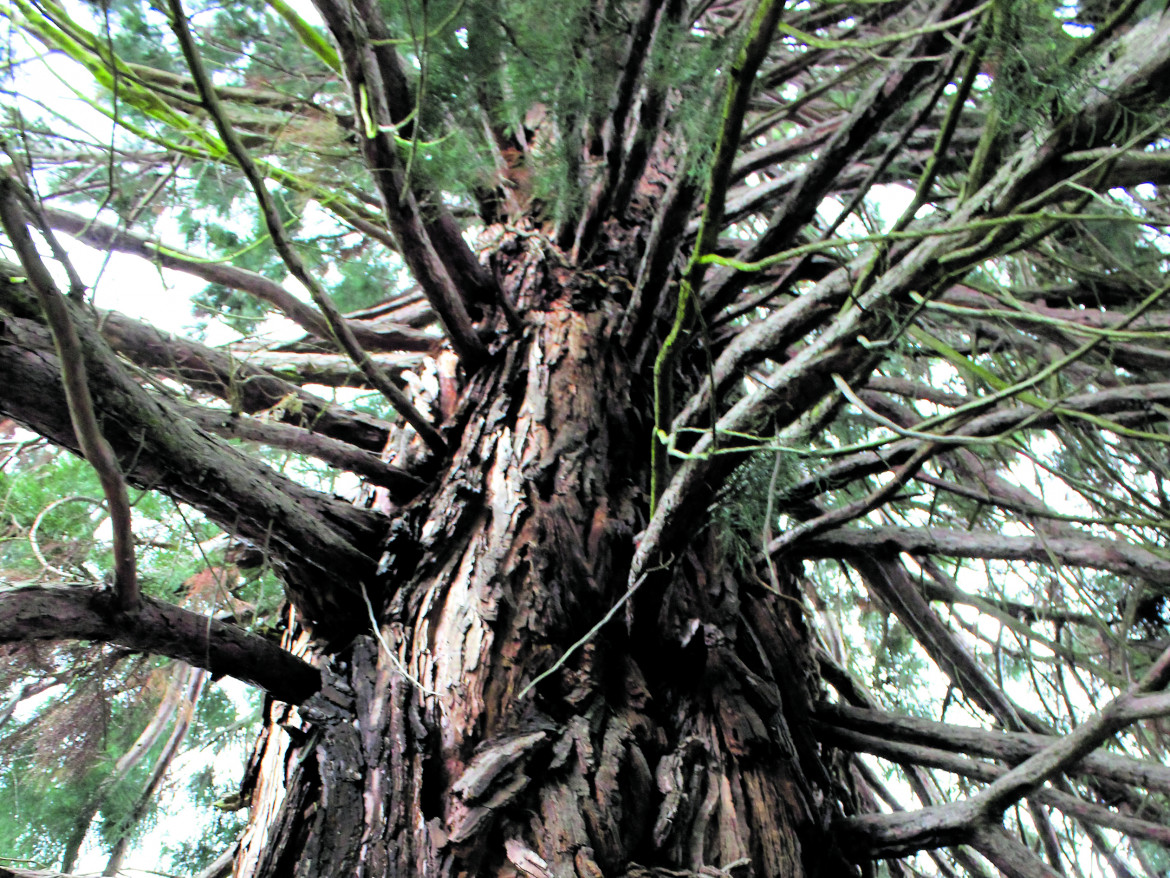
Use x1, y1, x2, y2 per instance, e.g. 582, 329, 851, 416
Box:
232, 243, 847, 878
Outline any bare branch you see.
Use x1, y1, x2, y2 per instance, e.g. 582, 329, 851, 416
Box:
824, 725, 1170, 847
89, 301, 396, 450
0, 585, 320, 704
817, 703, 1170, 796
40, 204, 440, 354
800, 526, 1170, 589
837, 641, 1170, 857
181, 402, 424, 498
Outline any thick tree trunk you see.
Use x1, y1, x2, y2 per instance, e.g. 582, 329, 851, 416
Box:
231, 250, 853, 878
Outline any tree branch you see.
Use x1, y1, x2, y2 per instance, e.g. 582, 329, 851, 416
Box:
822, 725, 1170, 847
799, 526, 1170, 588
181, 402, 424, 498
0, 585, 320, 704
817, 702, 1170, 796
0, 269, 396, 451
0, 300, 383, 637
839, 642, 1170, 858
311, 0, 491, 366
40, 204, 440, 354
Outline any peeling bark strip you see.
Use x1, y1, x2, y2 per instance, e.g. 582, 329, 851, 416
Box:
0, 586, 319, 703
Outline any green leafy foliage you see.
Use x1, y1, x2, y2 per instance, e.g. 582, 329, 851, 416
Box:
985, 0, 1077, 126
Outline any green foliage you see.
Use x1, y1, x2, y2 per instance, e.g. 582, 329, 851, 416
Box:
1133, 839, 1170, 875
163, 803, 246, 875
160, 689, 257, 874
105, 0, 182, 73
713, 450, 803, 572
643, 16, 739, 180
0, 661, 155, 867
329, 254, 403, 313
0, 431, 288, 878
0, 446, 245, 607
0, 452, 104, 579
862, 609, 931, 714
985, 0, 1078, 127
0, 662, 259, 872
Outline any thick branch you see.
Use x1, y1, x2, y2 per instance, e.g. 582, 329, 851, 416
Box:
0, 302, 382, 637
780, 380, 1170, 510
851, 553, 1040, 729
914, 576, 1099, 626
0, 268, 397, 450
0, 586, 320, 703
214, 350, 426, 388
822, 725, 1170, 847
311, 0, 490, 366
703, 0, 979, 313
94, 304, 395, 450
570, 0, 665, 257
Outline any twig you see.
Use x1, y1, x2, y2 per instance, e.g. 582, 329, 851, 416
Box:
360, 581, 441, 696
518, 566, 661, 700
29, 495, 105, 579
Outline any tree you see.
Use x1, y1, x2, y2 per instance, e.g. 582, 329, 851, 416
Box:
2, 0, 1170, 874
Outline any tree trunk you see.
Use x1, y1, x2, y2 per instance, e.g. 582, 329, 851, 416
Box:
231, 245, 853, 878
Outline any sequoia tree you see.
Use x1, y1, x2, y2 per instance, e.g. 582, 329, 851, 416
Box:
3, 0, 1170, 875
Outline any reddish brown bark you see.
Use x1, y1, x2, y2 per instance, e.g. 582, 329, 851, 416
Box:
230, 244, 847, 878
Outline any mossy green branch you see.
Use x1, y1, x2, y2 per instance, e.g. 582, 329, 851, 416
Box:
266, 0, 343, 75
16, 0, 228, 154
650, 0, 785, 514
698, 210, 1160, 274
776, 2, 989, 51
905, 276, 1170, 433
